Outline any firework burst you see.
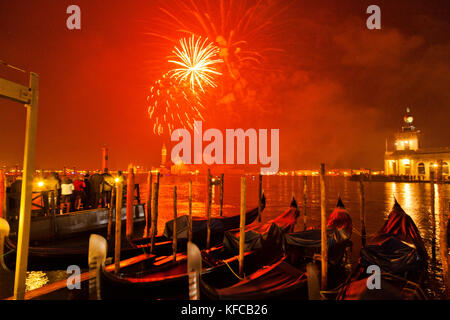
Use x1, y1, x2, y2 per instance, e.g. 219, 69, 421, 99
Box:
168, 35, 223, 94
145, 0, 293, 111
147, 73, 204, 136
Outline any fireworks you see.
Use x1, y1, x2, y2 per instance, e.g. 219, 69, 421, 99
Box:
153, 0, 291, 80
147, 73, 204, 136
168, 35, 223, 94
148, 36, 222, 137
145, 0, 293, 135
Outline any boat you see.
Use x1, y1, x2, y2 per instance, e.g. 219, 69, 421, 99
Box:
3, 196, 264, 270
335, 199, 428, 300
7, 204, 146, 243
98, 198, 297, 300
199, 197, 353, 300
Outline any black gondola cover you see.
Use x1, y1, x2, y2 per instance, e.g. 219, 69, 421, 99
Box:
222, 204, 299, 254
163, 206, 261, 240
283, 199, 352, 265
338, 201, 428, 300
201, 256, 307, 300
360, 200, 428, 273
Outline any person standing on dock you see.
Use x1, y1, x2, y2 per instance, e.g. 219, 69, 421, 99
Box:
101, 168, 114, 208
47, 172, 61, 211
83, 173, 91, 208
8, 177, 22, 222
73, 175, 86, 210
89, 170, 104, 209
61, 178, 75, 213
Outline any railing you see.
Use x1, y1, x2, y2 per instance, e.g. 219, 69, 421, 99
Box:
5, 183, 142, 220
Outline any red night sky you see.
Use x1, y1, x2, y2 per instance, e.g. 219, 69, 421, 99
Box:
0, 0, 449, 171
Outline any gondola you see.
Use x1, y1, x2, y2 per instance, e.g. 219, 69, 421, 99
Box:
98, 198, 297, 300
199, 197, 353, 300
335, 199, 428, 300
4, 195, 265, 270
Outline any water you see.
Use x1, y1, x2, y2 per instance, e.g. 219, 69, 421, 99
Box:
15, 175, 450, 299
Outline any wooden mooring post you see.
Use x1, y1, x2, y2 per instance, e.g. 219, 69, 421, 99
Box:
303, 176, 307, 230
320, 163, 328, 291
439, 197, 450, 298
126, 164, 135, 240
0, 170, 5, 219
11, 72, 39, 300
431, 175, 436, 261
173, 186, 177, 261
144, 171, 153, 238
258, 174, 262, 222
219, 173, 224, 217
188, 181, 193, 243
114, 182, 123, 274
150, 172, 160, 254
206, 169, 212, 250
239, 177, 246, 277
359, 174, 366, 247
107, 187, 115, 241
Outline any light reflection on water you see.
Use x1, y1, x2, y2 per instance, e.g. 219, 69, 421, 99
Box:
26, 271, 49, 291
24, 175, 449, 299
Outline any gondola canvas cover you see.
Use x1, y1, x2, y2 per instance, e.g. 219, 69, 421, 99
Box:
284, 202, 353, 249
206, 257, 307, 300
223, 206, 299, 254
360, 200, 428, 272
163, 207, 260, 240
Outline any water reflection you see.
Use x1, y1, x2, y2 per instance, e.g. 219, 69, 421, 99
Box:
26, 271, 49, 291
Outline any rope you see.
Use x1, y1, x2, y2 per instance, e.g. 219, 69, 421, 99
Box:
351, 227, 377, 238
382, 272, 427, 299
223, 260, 244, 281
1, 249, 15, 257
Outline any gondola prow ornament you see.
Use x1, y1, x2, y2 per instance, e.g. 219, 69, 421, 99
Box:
187, 241, 202, 300
0, 218, 10, 272
88, 234, 108, 300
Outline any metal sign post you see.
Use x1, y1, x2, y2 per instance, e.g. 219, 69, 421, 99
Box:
0, 71, 39, 300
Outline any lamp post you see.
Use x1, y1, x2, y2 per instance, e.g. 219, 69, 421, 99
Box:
0, 71, 39, 300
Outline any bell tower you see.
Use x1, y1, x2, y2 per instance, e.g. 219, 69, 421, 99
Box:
394, 108, 420, 151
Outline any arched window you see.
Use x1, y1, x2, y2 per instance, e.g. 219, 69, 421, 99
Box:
418, 163, 425, 175
404, 163, 410, 175
443, 162, 449, 175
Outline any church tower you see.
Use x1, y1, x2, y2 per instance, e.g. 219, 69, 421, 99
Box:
394, 108, 421, 151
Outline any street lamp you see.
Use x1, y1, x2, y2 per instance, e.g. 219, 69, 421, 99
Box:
0, 70, 39, 300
